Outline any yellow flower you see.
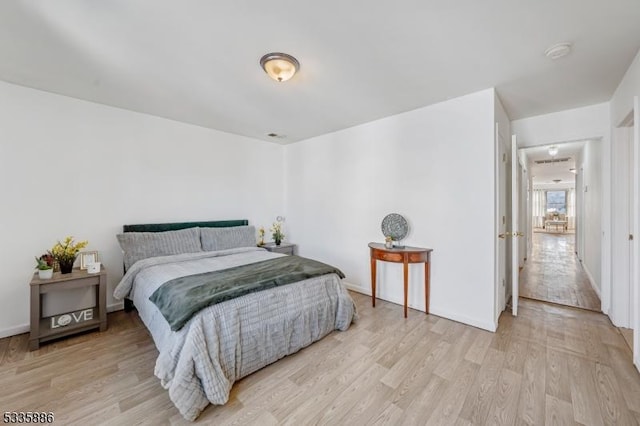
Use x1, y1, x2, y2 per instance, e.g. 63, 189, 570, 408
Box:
49, 236, 89, 262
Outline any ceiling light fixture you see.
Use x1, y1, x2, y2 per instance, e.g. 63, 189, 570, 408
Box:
553, 179, 562, 183
548, 145, 559, 157
545, 42, 572, 60
569, 168, 576, 174
260, 52, 300, 82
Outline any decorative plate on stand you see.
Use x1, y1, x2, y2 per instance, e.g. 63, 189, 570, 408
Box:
381, 213, 409, 244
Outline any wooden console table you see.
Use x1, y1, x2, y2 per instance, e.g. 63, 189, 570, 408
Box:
368, 242, 433, 318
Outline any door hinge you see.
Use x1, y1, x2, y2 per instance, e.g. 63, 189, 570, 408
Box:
503, 153, 506, 162
502, 216, 506, 225
630, 234, 634, 241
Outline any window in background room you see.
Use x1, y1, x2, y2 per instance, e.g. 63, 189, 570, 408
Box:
546, 190, 567, 214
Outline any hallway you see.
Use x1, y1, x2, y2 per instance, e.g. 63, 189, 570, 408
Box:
520, 232, 601, 311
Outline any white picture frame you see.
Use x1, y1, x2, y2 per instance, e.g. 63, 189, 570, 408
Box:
79, 251, 99, 270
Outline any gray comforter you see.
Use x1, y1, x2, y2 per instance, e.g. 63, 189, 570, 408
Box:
113, 247, 356, 421
150, 255, 346, 331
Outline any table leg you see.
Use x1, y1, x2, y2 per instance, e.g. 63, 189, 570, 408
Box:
425, 256, 431, 315
371, 256, 376, 308
29, 285, 40, 351
403, 256, 408, 318
98, 274, 107, 332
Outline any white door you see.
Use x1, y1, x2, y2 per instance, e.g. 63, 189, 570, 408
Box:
630, 121, 636, 332
496, 127, 507, 317
633, 96, 639, 367
496, 131, 509, 312
511, 135, 520, 316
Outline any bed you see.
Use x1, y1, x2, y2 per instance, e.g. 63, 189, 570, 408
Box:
112, 220, 356, 421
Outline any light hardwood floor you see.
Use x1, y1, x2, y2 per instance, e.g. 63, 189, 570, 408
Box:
0, 293, 638, 425
621, 327, 634, 352
520, 232, 601, 311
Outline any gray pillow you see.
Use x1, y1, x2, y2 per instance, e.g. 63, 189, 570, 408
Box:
200, 225, 256, 251
117, 227, 202, 270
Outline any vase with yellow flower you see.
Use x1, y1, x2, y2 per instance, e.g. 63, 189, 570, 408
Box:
257, 227, 265, 246
49, 236, 89, 274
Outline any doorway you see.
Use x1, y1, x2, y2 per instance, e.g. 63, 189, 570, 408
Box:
518, 141, 602, 311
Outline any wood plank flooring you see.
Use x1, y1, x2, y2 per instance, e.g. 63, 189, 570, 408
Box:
520, 232, 601, 311
0, 293, 638, 425
621, 327, 634, 352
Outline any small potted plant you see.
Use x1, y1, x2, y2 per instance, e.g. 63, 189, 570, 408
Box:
270, 221, 285, 246
35, 256, 53, 279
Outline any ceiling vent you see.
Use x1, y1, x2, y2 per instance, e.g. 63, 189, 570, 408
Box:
534, 157, 571, 164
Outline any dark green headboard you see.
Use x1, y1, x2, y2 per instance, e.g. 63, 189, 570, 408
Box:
123, 219, 248, 233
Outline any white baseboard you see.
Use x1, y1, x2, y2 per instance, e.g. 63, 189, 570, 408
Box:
582, 264, 601, 298
429, 306, 497, 332
343, 281, 497, 332
0, 324, 29, 339
108, 302, 124, 313
344, 281, 371, 296
0, 303, 125, 339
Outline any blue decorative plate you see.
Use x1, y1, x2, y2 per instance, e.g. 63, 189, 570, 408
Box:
381, 213, 408, 241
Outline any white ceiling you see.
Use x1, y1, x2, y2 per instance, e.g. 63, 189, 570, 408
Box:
522, 141, 586, 185
1, 1, 639, 144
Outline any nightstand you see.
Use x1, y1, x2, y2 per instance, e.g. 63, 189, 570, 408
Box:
260, 242, 296, 255
29, 267, 107, 350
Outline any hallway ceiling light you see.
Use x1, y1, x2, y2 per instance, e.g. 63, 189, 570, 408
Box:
548, 145, 559, 157
545, 42, 572, 60
259, 53, 300, 82
553, 179, 562, 183
569, 168, 576, 174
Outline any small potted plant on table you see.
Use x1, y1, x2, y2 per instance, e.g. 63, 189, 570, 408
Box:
270, 220, 285, 246
35, 257, 53, 279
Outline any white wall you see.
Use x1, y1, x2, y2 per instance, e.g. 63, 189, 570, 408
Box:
0, 81, 284, 337
579, 139, 603, 295
284, 89, 498, 331
512, 103, 610, 148
611, 49, 640, 127
511, 103, 610, 313
610, 47, 640, 370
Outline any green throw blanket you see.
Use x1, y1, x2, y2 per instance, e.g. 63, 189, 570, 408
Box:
149, 255, 345, 331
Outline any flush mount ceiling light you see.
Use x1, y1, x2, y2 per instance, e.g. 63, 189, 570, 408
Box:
548, 145, 559, 157
545, 42, 572, 60
260, 52, 300, 82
